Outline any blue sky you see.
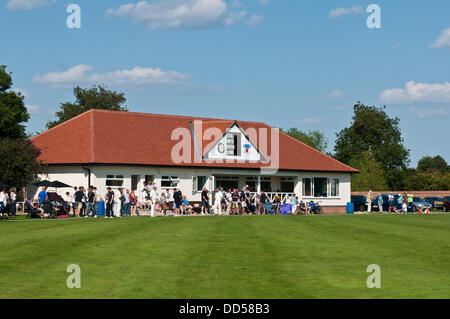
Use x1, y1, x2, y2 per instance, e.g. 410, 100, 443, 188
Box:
1, 0, 449, 166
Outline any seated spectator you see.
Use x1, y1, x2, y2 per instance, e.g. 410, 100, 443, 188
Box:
181, 197, 193, 214
297, 200, 307, 215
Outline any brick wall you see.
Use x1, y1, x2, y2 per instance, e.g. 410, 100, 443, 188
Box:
352, 190, 450, 198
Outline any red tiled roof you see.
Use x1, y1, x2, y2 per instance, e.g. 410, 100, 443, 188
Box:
31, 109, 358, 173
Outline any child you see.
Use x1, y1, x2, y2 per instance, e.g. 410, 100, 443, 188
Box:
402, 202, 408, 214
417, 207, 423, 214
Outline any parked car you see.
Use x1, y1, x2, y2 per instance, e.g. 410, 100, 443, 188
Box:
351, 195, 368, 212
411, 197, 432, 212
371, 194, 402, 212
423, 197, 444, 210
443, 196, 450, 212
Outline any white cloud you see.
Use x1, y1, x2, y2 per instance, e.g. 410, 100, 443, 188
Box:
107, 0, 229, 29
230, 0, 242, 8
329, 6, 362, 19
33, 64, 190, 88
225, 10, 246, 26
26, 105, 41, 114
246, 14, 263, 26
329, 90, 344, 99
6, 0, 55, 11
298, 118, 326, 125
259, 0, 270, 5
409, 107, 450, 118
380, 81, 450, 104
430, 28, 450, 48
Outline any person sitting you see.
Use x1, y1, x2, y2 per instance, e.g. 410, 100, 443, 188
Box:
297, 200, 307, 215
307, 200, 315, 215
41, 199, 54, 219
181, 196, 193, 215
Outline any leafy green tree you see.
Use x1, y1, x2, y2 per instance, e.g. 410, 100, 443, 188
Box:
47, 85, 128, 129
0, 65, 29, 139
348, 151, 387, 191
334, 102, 410, 171
417, 155, 448, 173
282, 128, 328, 153
0, 138, 46, 187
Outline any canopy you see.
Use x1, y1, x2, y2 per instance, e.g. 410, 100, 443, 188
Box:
33, 180, 72, 188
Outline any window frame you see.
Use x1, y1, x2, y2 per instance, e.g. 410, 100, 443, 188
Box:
302, 177, 340, 198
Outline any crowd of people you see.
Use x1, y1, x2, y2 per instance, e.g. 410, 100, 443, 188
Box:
365, 191, 432, 214
0, 187, 17, 220
12, 181, 320, 219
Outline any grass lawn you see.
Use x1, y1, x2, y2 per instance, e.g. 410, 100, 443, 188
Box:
0, 214, 449, 299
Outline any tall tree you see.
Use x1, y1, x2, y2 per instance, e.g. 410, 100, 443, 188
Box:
0, 65, 29, 139
282, 128, 328, 153
47, 85, 128, 129
0, 65, 45, 187
0, 139, 46, 187
334, 102, 410, 171
348, 151, 387, 191
417, 155, 448, 173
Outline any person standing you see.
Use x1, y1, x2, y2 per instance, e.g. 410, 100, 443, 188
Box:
290, 194, 297, 214
173, 188, 182, 216
150, 186, 158, 217
201, 187, 210, 215
259, 191, 267, 214
213, 188, 223, 215
231, 189, 239, 215
0, 188, 8, 219
367, 190, 373, 213
123, 189, 131, 216
86, 186, 97, 218
38, 187, 48, 206
105, 187, 114, 218
130, 190, 138, 216
9, 188, 17, 217
70, 187, 77, 216
407, 193, 413, 213
73, 186, 85, 217
113, 188, 122, 217
377, 193, 384, 213
388, 192, 395, 213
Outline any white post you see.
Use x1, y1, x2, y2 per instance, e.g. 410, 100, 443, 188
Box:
257, 175, 261, 194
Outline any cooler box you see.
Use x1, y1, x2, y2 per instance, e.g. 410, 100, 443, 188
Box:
98, 201, 105, 216
346, 202, 354, 214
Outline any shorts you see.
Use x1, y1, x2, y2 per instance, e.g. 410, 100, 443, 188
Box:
231, 202, 239, 209
73, 202, 80, 209
258, 202, 265, 209
202, 200, 209, 207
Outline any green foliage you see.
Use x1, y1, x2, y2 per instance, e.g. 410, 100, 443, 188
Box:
0, 138, 47, 187
349, 151, 387, 191
282, 127, 328, 153
417, 155, 448, 173
334, 102, 410, 171
46, 85, 128, 129
404, 168, 450, 191
0, 65, 30, 139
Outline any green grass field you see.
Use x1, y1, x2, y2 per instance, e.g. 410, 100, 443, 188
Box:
0, 214, 449, 299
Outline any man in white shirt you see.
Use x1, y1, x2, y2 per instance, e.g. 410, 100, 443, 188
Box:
0, 188, 8, 218
214, 188, 223, 215
150, 186, 159, 217
113, 188, 122, 217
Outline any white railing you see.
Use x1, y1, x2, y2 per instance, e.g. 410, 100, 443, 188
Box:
249, 192, 295, 204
